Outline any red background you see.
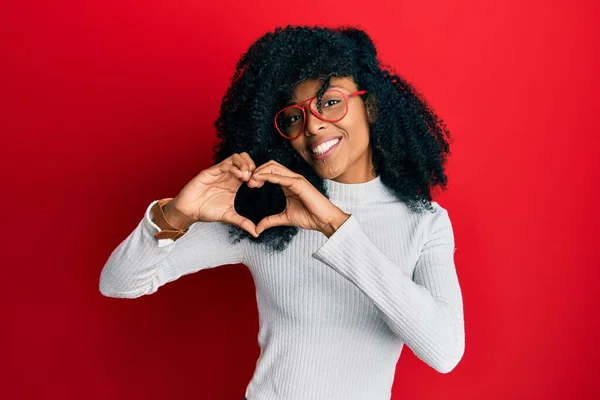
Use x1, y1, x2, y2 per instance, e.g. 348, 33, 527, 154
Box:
2, 0, 599, 399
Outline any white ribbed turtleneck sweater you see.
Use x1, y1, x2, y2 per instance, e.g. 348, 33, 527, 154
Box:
99, 176, 465, 400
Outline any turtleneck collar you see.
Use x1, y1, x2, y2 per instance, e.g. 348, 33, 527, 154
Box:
323, 175, 396, 205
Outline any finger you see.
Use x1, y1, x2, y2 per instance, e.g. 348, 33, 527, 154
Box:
251, 173, 302, 191
239, 152, 256, 174
252, 161, 295, 177
231, 154, 252, 181
250, 163, 298, 188
217, 161, 245, 180
227, 165, 247, 180
256, 212, 291, 235
248, 161, 273, 187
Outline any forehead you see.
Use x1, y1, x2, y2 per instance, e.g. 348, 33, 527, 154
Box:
291, 77, 357, 102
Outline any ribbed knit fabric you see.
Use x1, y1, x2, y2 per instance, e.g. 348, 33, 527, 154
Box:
99, 175, 465, 400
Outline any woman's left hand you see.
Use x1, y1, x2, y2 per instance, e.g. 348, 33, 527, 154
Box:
248, 161, 350, 237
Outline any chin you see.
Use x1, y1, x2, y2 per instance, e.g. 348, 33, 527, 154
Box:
316, 166, 343, 181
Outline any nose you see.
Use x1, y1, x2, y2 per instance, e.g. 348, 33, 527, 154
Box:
303, 106, 327, 137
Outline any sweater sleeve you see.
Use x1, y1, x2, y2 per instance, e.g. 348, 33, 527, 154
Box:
99, 200, 247, 299
311, 208, 464, 373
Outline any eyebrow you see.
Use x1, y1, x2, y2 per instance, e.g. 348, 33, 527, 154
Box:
285, 85, 349, 107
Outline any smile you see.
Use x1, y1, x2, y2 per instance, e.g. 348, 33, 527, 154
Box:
310, 138, 341, 161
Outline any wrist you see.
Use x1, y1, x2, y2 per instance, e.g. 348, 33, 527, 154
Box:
321, 210, 350, 238
162, 201, 196, 230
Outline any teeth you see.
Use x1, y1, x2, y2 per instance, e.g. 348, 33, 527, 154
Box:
312, 139, 339, 155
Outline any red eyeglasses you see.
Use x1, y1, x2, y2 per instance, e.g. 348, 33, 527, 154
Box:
274, 89, 368, 140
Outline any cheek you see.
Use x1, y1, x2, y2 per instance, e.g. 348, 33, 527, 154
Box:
355, 115, 371, 140
342, 119, 369, 146
289, 140, 306, 156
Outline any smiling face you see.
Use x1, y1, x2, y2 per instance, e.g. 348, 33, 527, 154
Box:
284, 76, 376, 184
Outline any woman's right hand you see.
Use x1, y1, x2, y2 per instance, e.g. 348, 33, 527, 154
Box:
163, 152, 259, 237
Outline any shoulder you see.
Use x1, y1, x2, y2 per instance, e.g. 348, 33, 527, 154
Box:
397, 201, 453, 246
420, 201, 454, 245
423, 201, 452, 226
399, 200, 450, 223
430, 201, 450, 217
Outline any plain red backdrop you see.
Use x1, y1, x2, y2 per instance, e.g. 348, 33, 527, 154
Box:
2, 0, 599, 399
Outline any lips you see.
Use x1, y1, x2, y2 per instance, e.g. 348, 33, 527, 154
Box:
310, 137, 342, 161
307, 136, 343, 153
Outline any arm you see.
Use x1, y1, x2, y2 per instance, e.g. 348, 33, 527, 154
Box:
312, 207, 464, 373
99, 200, 246, 299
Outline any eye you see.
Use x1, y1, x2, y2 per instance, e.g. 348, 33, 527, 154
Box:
323, 99, 340, 107
287, 114, 303, 124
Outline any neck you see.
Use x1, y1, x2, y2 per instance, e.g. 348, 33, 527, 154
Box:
330, 149, 375, 184
323, 175, 395, 206
331, 170, 377, 184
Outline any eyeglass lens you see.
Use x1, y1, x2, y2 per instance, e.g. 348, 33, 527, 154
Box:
276, 90, 347, 139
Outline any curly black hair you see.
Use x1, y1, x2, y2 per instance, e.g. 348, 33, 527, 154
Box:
212, 25, 453, 252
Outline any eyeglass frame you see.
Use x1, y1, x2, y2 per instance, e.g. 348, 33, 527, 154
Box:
273, 89, 368, 140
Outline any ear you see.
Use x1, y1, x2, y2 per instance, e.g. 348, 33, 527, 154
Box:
365, 95, 378, 124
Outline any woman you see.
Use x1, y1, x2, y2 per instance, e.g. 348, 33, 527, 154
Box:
100, 25, 465, 400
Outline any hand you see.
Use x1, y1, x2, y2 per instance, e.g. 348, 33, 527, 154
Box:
168, 152, 259, 237
248, 160, 351, 237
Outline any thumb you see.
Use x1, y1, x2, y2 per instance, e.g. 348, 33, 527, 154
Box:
221, 211, 259, 238
256, 212, 290, 235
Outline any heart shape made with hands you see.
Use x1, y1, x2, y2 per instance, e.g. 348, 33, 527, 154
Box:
233, 160, 347, 237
